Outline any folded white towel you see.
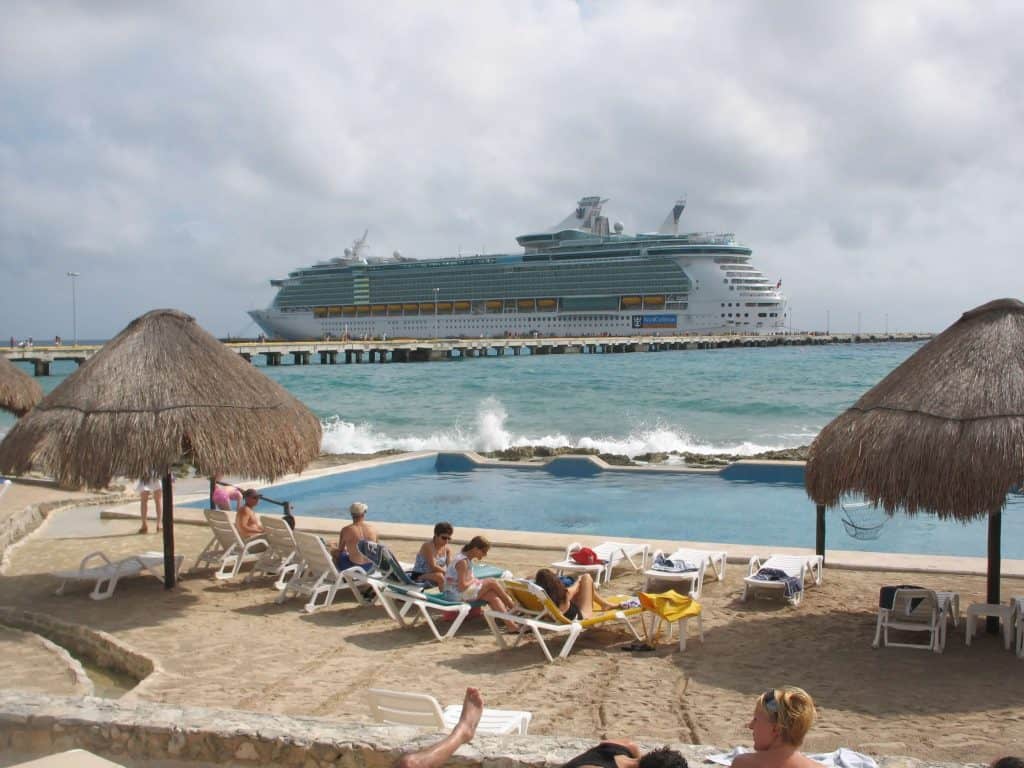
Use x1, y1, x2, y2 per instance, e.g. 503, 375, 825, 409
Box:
706, 747, 878, 768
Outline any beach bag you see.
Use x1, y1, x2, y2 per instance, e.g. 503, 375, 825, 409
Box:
570, 547, 604, 566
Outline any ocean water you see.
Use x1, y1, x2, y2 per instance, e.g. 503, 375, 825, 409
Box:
1, 342, 921, 454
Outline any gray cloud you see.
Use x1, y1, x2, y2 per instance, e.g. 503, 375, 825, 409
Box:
2, 0, 1022, 339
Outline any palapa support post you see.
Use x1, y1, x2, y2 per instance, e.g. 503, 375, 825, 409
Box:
815, 504, 826, 564
162, 472, 175, 589
987, 509, 1001, 634
209, 477, 215, 510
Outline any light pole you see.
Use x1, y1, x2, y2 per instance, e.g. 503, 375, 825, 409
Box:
885, 313, 889, 334
826, 309, 830, 335
433, 287, 439, 339
66, 271, 80, 346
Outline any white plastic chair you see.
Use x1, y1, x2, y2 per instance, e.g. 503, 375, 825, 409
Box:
247, 516, 300, 589
551, 541, 649, 585
873, 587, 959, 653
278, 531, 375, 613
742, 553, 823, 606
643, 547, 727, 598
53, 550, 184, 600
368, 688, 531, 735
193, 509, 270, 580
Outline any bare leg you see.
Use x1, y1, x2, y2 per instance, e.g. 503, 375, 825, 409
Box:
154, 489, 163, 532
394, 687, 483, 768
478, 582, 516, 631
572, 573, 619, 617
138, 492, 150, 533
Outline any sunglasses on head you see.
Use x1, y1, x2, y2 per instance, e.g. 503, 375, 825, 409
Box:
762, 689, 779, 714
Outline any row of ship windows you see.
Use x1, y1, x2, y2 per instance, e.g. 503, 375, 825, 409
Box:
721, 313, 780, 318
721, 302, 779, 308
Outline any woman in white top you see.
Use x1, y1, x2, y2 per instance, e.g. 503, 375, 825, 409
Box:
442, 535, 516, 628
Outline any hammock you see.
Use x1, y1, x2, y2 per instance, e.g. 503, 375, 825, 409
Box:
841, 499, 886, 540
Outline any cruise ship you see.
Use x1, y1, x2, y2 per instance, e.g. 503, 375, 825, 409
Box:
249, 196, 787, 340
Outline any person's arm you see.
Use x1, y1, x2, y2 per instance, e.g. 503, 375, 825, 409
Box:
598, 740, 640, 758
431, 545, 451, 576
456, 558, 475, 590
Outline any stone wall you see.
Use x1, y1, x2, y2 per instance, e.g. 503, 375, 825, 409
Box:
0, 692, 975, 768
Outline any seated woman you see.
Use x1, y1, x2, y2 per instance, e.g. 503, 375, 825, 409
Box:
732, 687, 821, 768
236, 489, 265, 539
443, 536, 516, 628
410, 522, 454, 587
534, 568, 622, 620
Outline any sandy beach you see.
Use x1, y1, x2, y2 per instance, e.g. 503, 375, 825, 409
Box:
1, 473, 1022, 765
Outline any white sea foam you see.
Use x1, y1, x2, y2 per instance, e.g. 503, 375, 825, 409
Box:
320, 398, 794, 458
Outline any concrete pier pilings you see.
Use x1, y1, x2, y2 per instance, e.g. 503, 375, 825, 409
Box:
2, 332, 933, 376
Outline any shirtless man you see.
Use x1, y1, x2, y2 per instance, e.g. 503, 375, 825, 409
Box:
236, 489, 265, 539
335, 501, 378, 571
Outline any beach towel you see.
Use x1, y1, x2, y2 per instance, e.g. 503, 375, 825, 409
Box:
878, 584, 925, 611
638, 590, 701, 622
750, 567, 802, 599
707, 747, 878, 768
651, 554, 698, 573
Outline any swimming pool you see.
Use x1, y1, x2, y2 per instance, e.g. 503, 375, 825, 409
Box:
191, 453, 1024, 558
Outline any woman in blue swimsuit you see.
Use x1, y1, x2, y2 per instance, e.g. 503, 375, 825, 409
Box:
410, 522, 454, 587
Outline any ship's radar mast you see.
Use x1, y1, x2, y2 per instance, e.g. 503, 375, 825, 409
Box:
350, 229, 370, 263
657, 197, 687, 235
549, 196, 608, 233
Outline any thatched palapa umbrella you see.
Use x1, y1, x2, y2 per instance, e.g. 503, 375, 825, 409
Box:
0, 354, 43, 417
806, 298, 1024, 629
0, 309, 321, 587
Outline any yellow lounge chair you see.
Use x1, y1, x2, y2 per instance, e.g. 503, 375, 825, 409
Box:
483, 578, 643, 663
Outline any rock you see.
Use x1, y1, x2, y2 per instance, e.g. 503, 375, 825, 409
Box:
597, 453, 633, 466
634, 452, 668, 464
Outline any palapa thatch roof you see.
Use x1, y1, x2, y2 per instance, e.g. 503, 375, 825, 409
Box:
0, 354, 42, 417
805, 298, 1024, 520
0, 309, 322, 488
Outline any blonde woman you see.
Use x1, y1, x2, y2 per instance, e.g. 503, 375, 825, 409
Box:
734, 687, 821, 768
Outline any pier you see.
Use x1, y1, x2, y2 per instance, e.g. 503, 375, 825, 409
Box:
2, 332, 931, 375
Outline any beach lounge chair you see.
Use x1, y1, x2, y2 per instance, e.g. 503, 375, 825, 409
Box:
483, 578, 643, 663
277, 531, 376, 613
377, 584, 487, 641
872, 587, 960, 653
53, 550, 184, 600
742, 553, 823, 606
551, 541, 649, 586
367, 688, 532, 735
192, 509, 270, 580
642, 547, 727, 598
246, 515, 300, 589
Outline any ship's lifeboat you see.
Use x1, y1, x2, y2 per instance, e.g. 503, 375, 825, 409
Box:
371, 305, 388, 316
387, 304, 403, 313
356, 306, 370, 316
518, 299, 536, 311
327, 306, 343, 316
537, 298, 557, 310
403, 303, 420, 313
643, 295, 665, 308
342, 306, 357, 316
453, 301, 471, 312
485, 300, 502, 310
621, 296, 642, 308
436, 302, 453, 313
313, 307, 328, 318
419, 302, 435, 312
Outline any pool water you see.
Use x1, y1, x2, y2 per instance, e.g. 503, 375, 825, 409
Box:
193, 455, 1024, 559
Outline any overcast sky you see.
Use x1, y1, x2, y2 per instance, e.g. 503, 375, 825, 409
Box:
2, 1, 1022, 340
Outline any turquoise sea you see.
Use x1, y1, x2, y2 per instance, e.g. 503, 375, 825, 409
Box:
2, 342, 921, 456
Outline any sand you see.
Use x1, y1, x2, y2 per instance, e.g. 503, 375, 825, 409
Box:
0, 495, 1022, 764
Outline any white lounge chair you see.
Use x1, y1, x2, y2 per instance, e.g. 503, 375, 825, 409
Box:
376, 583, 485, 642
642, 547, 727, 598
484, 578, 643, 663
278, 531, 375, 613
192, 509, 270, 581
742, 553, 823, 606
873, 587, 960, 653
53, 550, 184, 600
246, 516, 300, 589
367, 688, 532, 735
551, 541, 649, 586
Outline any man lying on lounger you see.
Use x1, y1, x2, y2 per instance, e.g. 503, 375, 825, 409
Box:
394, 688, 688, 768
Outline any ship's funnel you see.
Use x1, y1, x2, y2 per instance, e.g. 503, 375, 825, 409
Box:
657, 198, 687, 235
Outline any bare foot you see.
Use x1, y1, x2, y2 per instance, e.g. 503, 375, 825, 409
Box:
138, 526, 148, 534
452, 687, 483, 744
